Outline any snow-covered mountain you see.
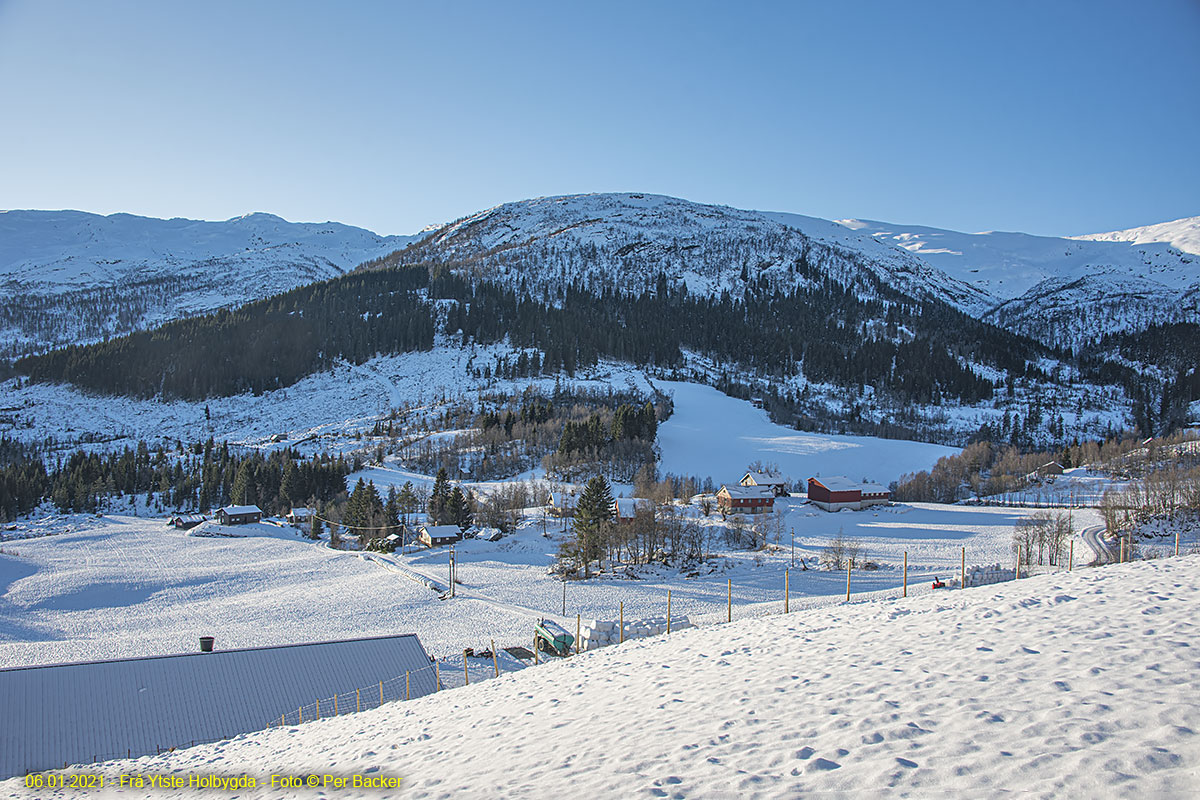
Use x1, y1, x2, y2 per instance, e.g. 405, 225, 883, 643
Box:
0, 210, 417, 356
837, 217, 1199, 348
1071, 215, 1200, 256
391, 193, 994, 314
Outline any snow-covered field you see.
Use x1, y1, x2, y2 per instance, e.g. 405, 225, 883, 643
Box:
0, 494, 1101, 671
655, 380, 956, 485
6, 556, 1196, 798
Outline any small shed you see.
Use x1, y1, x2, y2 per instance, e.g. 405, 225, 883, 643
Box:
716, 484, 775, 515
216, 505, 263, 525
418, 524, 461, 548
0, 634, 437, 780
168, 514, 206, 530
1036, 461, 1065, 477
611, 497, 654, 525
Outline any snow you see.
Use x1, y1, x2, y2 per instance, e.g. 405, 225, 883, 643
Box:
1072, 215, 1200, 256
6, 555, 1197, 798
655, 380, 956, 486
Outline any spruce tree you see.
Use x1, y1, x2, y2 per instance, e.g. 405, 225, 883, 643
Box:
570, 475, 614, 578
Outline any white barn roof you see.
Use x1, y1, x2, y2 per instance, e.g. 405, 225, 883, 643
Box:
218, 504, 262, 515
0, 634, 436, 779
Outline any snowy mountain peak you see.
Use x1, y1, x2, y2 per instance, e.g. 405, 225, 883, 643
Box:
1071, 215, 1200, 256
409, 192, 994, 313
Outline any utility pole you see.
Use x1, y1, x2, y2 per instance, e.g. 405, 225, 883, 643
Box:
449, 545, 456, 598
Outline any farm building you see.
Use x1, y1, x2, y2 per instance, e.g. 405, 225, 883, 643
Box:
549, 491, 578, 517
418, 524, 461, 548
612, 497, 654, 525
285, 507, 314, 527
716, 484, 775, 515
1037, 461, 1065, 476
215, 505, 262, 525
0, 634, 436, 780
740, 471, 788, 496
167, 514, 206, 530
806, 476, 890, 512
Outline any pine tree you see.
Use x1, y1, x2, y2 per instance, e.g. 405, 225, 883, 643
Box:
430, 468, 450, 524
446, 486, 472, 532
569, 475, 614, 578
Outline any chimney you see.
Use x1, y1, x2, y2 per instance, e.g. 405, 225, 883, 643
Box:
199, 636, 215, 653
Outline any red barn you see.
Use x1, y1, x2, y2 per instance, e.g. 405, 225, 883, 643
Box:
807, 477, 890, 512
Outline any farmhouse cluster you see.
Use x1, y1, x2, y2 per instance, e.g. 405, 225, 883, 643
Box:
711, 471, 891, 514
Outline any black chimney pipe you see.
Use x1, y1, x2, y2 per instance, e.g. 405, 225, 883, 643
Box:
199, 636, 215, 653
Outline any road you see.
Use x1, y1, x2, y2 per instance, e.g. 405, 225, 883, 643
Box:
1082, 525, 1115, 565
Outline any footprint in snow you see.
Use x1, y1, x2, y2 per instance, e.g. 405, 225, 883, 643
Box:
1021, 647, 1040, 654
807, 758, 841, 771
1053, 680, 1071, 692
796, 746, 816, 759
895, 758, 918, 768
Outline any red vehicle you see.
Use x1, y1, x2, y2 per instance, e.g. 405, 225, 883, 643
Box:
931, 577, 947, 589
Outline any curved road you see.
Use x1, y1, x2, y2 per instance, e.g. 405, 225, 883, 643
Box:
1082, 525, 1115, 565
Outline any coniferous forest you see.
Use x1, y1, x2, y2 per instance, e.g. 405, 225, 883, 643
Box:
12, 261, 1193, 438
0, 436, 350, 522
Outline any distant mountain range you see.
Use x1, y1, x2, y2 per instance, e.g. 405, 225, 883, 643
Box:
0, 210, 416, 357
3, 197, 1195, 357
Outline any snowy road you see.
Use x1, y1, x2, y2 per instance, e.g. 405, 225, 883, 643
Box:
1082, 524, 1114, 565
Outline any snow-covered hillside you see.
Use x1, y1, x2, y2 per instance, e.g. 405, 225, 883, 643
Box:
7, 556, 1196, 798
395, 193, 994, 313
0, 210, 417, 355
838, 217, 1200, 348
1072, 215, 1200, 256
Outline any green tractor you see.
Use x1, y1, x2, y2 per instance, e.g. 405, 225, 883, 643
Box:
534, 619, 575, 657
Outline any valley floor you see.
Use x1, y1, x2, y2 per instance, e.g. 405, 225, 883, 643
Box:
3, 555, 1196, 798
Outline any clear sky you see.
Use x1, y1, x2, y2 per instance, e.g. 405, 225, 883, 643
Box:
0, 0, 1196, 237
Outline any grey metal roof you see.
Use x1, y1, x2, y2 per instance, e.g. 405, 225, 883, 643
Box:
0, 633, 437, 778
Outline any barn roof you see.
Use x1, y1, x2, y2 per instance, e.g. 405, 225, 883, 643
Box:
218, 504, 262, 515
0, 633, 436, 779
810, 476, 889, 495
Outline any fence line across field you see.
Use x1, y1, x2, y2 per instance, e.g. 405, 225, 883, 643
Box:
44, 535, 1190, 776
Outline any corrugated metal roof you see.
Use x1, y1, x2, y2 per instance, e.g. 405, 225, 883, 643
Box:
0, 634, 437, 778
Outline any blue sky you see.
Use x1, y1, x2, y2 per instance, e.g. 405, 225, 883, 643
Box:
0, 0, 1196, 236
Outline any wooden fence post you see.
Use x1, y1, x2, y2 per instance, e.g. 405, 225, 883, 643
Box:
575, 616, 580, 655
356, 688, 360, 713
784, 569, 789, 614
381, 680, 384, 704
1175, 529, 1180, 557
845, 564, 851, 602
727, 579, 732, 623
405, 672, 410, 701
436, 660, 442, 690
464, 649, 470, 686
492, 639, 500, 675
316, 699, 320, 720
961, 546, 966, 590
619, 602, 625, 644
667, 590, 672, 633
1069, 540, 1074, 571
903, 551, 908, 597
534, 634, 539, 664
334, 694, 338, 716
299, 706, 302, 724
